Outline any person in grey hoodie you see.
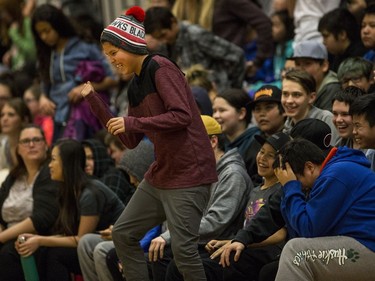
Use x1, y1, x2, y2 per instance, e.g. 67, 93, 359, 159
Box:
149, 115, 253, 281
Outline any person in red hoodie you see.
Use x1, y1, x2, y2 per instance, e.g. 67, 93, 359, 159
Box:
80, 6, 217, 281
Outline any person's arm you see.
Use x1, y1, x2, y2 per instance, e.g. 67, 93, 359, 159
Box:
22, 0, 36, 17
0, 218, 36, 243
249, 227, 287, 248
8, 17, 35, 57
16, 215, 99, 256
81, 82, 144, 149
199, 170, 251, 241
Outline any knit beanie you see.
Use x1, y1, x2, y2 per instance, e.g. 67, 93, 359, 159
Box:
119, 139, 155, 182
101, 6, 148, 55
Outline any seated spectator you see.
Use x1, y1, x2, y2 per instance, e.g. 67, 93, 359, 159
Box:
0, 98, 32, 171
337, 56, 374, 93
13, 139, 124, 281
350, 94, 375, 171
104, 133, 127, 166
23, 83, 54, 146
219, 118, 335, 281
151, 115, 253, 281
144, 6, 246, 92
0, 0, 36, 75
196, 132, 290, 281
82, 138, 134, 204
246, 85, 286, 183
273, 138, 375, 281
0, 124, 59, 280
0, 72, 15, 111
281, 69, 338, 145
290, 41, 341, 111
332, 86, 366, 148
78, 138, 158, 281
250, 85, 286, 137
185, 64, 218, 103
212, 88, 261, 184
270, 9, 295, 85
318, 8, 367, 72
361, 4, 375, 63
246, 9, 294, 94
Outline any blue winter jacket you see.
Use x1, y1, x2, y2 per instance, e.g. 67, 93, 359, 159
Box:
282, 146, 375, 252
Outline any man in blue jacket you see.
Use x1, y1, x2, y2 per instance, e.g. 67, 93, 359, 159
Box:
273, 138, 375, 281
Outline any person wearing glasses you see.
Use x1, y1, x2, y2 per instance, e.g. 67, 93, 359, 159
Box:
13, 139, 125, 281
0, 124, 60, 280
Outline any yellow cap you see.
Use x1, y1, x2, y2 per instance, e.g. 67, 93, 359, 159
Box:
201, 115, 222, 135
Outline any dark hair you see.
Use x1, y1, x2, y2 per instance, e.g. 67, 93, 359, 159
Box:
209, 133, 227, 152
331, 86, 366, 105
144, 6, 175, 34
0, 71, 17, 97
0, 0, 23, 36
53, 139, 87, 236
216, 88, 252, 125
31, 4, 77, 83
349, 94, 375, 127
2, 97, 32, 123
272, 9, 295, 42
283, 69, 316, 94
318, 8, 360, 42
273, 138, 325, 175
10, 124, 49, 178
104, 133, 126, 150
364, 4, 375, 16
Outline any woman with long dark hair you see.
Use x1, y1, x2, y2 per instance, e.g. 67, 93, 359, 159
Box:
31, 3, 116, 141
14, 139, 124, 281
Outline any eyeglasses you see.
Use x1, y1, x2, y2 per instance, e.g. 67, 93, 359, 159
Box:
18, 137, 45, 146
341, 76, 363, 85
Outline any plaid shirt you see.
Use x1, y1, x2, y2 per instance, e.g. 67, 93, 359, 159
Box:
170, 22, 246, 92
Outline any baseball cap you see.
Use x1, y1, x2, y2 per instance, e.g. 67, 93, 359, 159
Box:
291, 41, 328, 60
255, 132, 291, 152
290, 119, 332, 151
201, 115, 222, 135
250, 85, 281, 108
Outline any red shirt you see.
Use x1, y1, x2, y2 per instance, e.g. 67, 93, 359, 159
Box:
85, 55, 217, 189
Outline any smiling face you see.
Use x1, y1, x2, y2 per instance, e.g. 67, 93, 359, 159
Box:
17, 128, 47, 164
332, 100, 353, 139
253, 101, 285, 136
0, 103, 23, 135
49, 146, 64, 181
352, 114, 375, 149
281, 79, 315, 124
256, 142, 277, 179
212, 97, 246, 140
102, 42, 139, 76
